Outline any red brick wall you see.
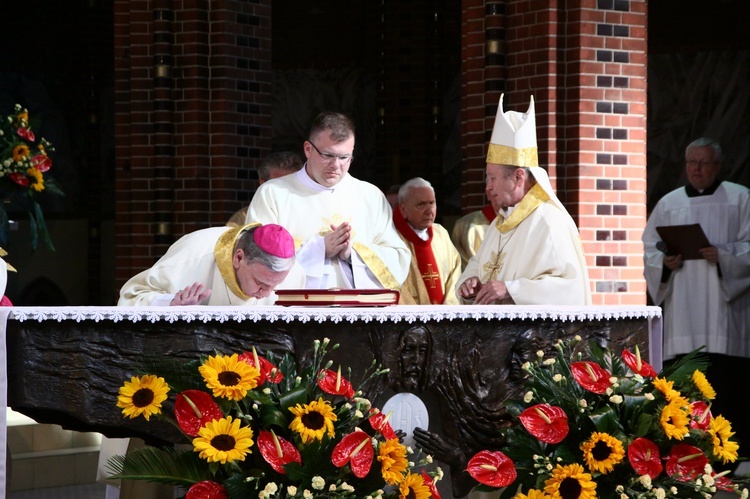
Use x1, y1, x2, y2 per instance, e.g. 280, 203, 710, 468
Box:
460, 0, 648, 305
114, 0, 272, 289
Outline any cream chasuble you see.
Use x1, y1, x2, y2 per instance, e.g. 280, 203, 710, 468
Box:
118, 226, 305, 306
397, 223, 462, 305
458, 184, 591, 305
247, 168, 410, 289
643, 181, 750, 359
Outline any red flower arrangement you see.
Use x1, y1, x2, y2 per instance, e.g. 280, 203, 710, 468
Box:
466, 337, 748, 498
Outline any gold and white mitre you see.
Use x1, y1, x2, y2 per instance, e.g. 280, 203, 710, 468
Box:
486, 93, 538, 167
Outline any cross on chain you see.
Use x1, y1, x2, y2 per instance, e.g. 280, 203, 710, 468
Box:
421, 264, 441, 289
483, 250, 504, 281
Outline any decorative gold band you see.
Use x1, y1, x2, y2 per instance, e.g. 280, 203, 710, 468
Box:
486, 143, 538, 167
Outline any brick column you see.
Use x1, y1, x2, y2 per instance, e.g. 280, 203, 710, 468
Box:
113, 0, 272, 292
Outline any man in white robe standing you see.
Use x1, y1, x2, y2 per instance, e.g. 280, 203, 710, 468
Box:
456, 94, 591, 305
246, 111, 410, 290
118, 223, 305, 306
642, 137, 750, 459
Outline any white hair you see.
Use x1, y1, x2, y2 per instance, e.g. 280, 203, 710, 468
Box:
398, 177, 434, 204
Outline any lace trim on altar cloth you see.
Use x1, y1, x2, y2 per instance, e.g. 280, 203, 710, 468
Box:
8, 305, 661, 324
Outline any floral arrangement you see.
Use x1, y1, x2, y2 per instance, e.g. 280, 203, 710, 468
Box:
466, 336, 749, 499
110, 338, 443, 499
0, 104, 63, 251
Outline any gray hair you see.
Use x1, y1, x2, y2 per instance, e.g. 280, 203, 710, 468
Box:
398, 177, 434, 204
258, 151, 303, 182
686, 137, 723, 163
236, 226, 294, 273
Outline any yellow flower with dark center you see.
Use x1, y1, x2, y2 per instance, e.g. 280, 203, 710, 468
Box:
199, 353, 260, 401
117, 374, 170, 421
580, 432, 625, 474
27, 167, 44, 192
377, 438, 409, 485
660, 399, 690, 440
514, 490, 553, 499
288, 397, 337, 443
544, 463, 597, 499
709, 415, 739, 464
652, 377, 681, 402
192, 415, 254, 464
398, 471, 431, 499
692, 370, 716, 400
13, 144, 30, 162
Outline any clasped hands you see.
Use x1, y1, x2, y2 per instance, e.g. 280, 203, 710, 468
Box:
663, 245, 719, 271
324, 222, 352, 261
457, 277, 512, 305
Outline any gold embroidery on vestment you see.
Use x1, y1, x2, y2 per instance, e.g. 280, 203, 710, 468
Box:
353, 242, 399, 289
486, 143, 538, 167
215, 223, 261, 300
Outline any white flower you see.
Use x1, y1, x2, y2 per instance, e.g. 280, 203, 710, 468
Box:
605, 387, 614, 396
616, 485, 624, 493
703, 473, 715, 487
609, 394, 623, 404
426, 455, 433, 463
523, 391, 534, 403
295, 376, 302, 386
536, 350, 544, 358
436, 467, 444, 480
263, 482, 278, 496
670, 486, 678, 495
654, 487, 666, 499
407, 446, 414, 454
329, 484, 337, 492
303, 490, 313, 499
287, 486, 297, 496
620, 494, 628, 499
553, 374, 563, 382
311, 476, 325, 490
740, 488, 748, 499
634, 374, 644, 383
574, 335, 582, 341
522, 361, 531, 371
639, 474, 652, 489
345, 403, 352, 409
263, 387, 272, 395
543, 358, 556, 366
645, 392, 655, 401
354, 410, 364, 418
341, 482, 354, 493
609, 376, 618, 384
259, 493, 266, 499
579, 399, 588, 408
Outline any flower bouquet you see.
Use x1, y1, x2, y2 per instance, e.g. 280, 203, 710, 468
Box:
466, 336, 749, 499
109, 338, 443, 498
0, 104, 64, 251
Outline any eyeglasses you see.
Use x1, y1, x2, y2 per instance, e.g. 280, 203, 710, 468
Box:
308, 140, 353, 165
686, 159, 717, 168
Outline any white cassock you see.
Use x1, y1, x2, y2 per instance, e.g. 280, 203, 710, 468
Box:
642, 181, 750, 359
118, 225, 306, 306
451, 205, 496, 270
458, 183, 591, 305
246, 168, 410, 289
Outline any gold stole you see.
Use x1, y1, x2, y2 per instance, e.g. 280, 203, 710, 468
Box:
214, 223, 261, 300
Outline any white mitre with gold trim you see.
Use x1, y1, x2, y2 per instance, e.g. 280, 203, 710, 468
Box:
486, 94, 538, 167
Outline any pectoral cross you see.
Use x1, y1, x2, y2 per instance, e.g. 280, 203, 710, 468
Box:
483, 251, 503, 281
421, 264, 441, 289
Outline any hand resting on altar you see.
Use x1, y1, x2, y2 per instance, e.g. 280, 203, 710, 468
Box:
170, 282, 211, 306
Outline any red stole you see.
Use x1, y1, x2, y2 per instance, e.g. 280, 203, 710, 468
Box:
393, 209, 444, 304
481, 204, 496, 222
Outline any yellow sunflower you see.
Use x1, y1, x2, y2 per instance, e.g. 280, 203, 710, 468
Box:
580, 432, 625, 474
544, 463, 597, 499
116, 374, 170, 421
199, 353, 260, 401
660, 399, 691, 440
398, 471, 431, 499
378, 438, 409, 485
13, 144, 30, 162
709, 415, 739, 464
691, 370, 716, 400
192, 415, 254, 464
288, 397, 337, 443
652, 377, 682, 402
27, 167, 44, 192
514, 489, 553, 499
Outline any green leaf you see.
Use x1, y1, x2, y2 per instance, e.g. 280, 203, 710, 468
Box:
278, 385, 309, 410
259, 403, 289, 430
0, 206, 8, 247
107, 446, 211, 486
32, 198, 54, 252
27, 208, 38, 251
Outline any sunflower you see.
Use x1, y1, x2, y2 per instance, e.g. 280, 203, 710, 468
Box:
514, 490, 553, 499
117, 374, 170, 421
199, 353, 260, 401
652, 377, 681, 402
709, 415, 739, 464
378, 438, 409, 485
660, 399, 691, 440
544, 463, 597, 499
13, 144, 30, 162
27, 167, 44, 192
580, 432, 625, 474
192, 415, 254, 464
288, 397, 337, 443
398, 471, 431, 499
691, 370, 716, 400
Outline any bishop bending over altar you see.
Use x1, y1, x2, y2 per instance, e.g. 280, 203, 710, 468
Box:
457, 94, 591, 305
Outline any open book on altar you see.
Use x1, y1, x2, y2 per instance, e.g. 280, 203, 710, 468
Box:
274, 289, 400, 307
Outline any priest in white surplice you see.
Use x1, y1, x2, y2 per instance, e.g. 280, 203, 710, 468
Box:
643, 137, 750, 457
457, 94, 591, 305
118, 223, 305, 306
246, 111, 410, 290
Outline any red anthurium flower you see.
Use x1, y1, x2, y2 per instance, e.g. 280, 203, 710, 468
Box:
665, 444, 708, 482
571, 361, 612, 394
318, 367, 355, 398
17, 127, 35, 142
369, 411, 398, 440
174, 390, 224, 437
331, 430, 373, 478
238, 349, 283, 384
422, 469, 442, 499
713, 473, 735, 492
257, 430, 302, 474
467, 450, 517, 487
689, 401, 712, 430
31, 154, 52, 172
9, 173, 29, 187
185, 480, 228, 499
621, 348, 657, 377
519, 404, 569, 444
627, 437, 663, 479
